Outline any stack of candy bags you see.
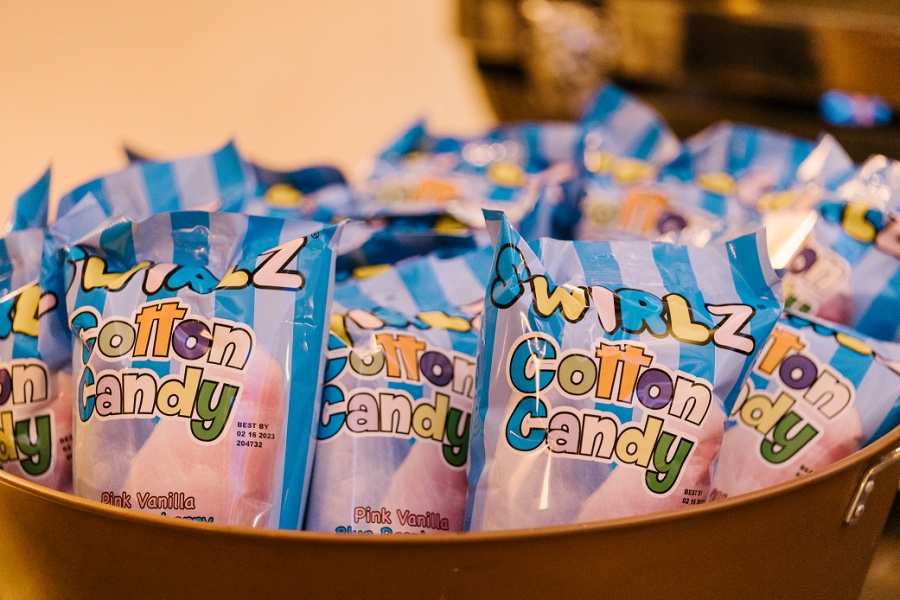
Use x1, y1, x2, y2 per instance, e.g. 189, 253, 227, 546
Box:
2, 84, 899, 533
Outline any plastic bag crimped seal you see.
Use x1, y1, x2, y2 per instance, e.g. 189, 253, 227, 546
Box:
57, 142, 255, 220
64, 211, 342, 529
712, 310, 900, 500
6, 167, 51, 233
305, 247, 492, 533
466, 211, 783, 531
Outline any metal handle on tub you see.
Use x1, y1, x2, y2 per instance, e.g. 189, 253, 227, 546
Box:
845, 446, 900, 526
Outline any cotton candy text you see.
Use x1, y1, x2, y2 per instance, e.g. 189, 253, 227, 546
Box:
0, 359, 54, 476
71, 300, 254, 442
318, 332, 473, 468
503, 333, 711, 494
489, 244, 758, 355
732, 325, 855, 464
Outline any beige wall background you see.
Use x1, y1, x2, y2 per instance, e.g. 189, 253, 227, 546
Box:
0, 0, 495, 221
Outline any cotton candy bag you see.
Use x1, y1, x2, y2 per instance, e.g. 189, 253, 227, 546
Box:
553, 83, 680, 241
783, 199, 900, 340
466, 211, 783, 531
711, 310, 900, 500
660, 122, 821, 200
64, 211, 341, 529
34, 149, 263, 497
240, 163, 360, 223
362, 120, 559, 236
0, 227, 73, 491
573, 176, 762, 246
576, 83, 682, 169
561, 85, 760, 246
305, 247, 491, 533
0, 170, 77, 493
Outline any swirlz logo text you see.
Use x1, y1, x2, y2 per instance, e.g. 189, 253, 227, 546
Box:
71, 300, 254, 443
503, 333, 712, 495
489, 244, 759, 355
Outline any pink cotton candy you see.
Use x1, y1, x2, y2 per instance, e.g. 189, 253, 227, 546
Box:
710, 391, 863, 500
121, 348, 285, 526
814, 291, 856, 327
380, 439, 467, 533
576, 405, 725, 522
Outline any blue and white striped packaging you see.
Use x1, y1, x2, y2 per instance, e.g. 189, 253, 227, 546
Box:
56, 142, 255, 220
572, 176, 762, 246
657, 122, 857, 215
0, 225, 73, 492
0, 172, 88, 493
485, 121, 581, 241
737, 133, 857, 216
7, 167, 51, 232
305, 247, 492, 533
63, 211, 342, 529
239, 163, 361, 224
334, 216, 488, 282
362, 120, 556, 238
661, 122, 817, 193
466, 211, 783, 531
364, 120, 498, 216
560, 84, 695, 242
793, 133, 856, 193
783, 199, 900, 341
122, 144, 359, 219
712, 310, 900, 500
44, 146, 265, 411
831, 155, 900, 212
577, 83, 682, 169
118, 141, 484, 280
39, 195, 142, 382
1, 192, 124, 494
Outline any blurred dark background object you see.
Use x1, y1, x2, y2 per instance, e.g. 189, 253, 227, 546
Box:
458, 0, 900, 160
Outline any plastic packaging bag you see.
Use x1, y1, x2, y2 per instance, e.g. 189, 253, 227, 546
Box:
305, 247, 492, 533
466, 211, 783, 530
660, 122, 819, 203
362, 120, 564, 238
560, 83, 738, 244
572, 177, 761, 246
240, 163, 361, 224
783, 198, 900, 341
334, 216, 488, 282
57, 142, 255, 219
63, 211, 342, 528
0, 227, 73, 492
0, 169, 75, 492
6, 167, 51, 233
576, 83, 682, 169
711, 310, 900, 500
